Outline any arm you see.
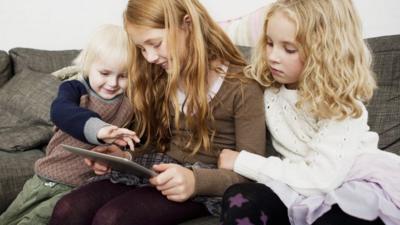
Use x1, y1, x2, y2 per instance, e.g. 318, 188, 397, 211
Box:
193, 79, 267, 196
234, 103, 378, 195
51, 80, 101, 143
52, 80, 139, 147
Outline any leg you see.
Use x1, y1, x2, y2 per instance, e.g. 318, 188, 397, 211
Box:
313, 205, 385, 225
220, 182, 290, 225
92, 186, 210, 225
0, 175, 71, 225
49, 180, 132, 225
17, 190, 69, 225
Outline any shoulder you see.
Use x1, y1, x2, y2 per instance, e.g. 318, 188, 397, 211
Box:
59, 79, 86, 90
224, 77, 264, 96
58, 79, 88, 95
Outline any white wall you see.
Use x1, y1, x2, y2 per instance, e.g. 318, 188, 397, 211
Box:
1, 0, 399, 51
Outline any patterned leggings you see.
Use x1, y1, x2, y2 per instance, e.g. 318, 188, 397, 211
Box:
220, 183, 290, 225
220, 183, 385, 225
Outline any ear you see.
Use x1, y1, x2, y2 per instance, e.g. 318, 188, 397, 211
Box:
181, 14, 192, 30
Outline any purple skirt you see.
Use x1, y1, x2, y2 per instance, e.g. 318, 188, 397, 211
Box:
266, 150, 400, 225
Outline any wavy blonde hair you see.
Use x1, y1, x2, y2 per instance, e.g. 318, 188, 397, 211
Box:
124, 0, 246, 153
248, 0, 376, 120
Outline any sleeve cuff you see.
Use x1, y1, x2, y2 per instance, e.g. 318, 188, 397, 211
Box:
84, 117, 110, 145
192, 168, 217, 196
192, 168, 247, 196
234, 150, 268, 182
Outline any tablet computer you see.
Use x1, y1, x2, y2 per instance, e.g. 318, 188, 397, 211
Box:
61, 144, 157, 178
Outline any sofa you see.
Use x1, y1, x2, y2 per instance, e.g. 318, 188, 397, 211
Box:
0, 34, 399, 225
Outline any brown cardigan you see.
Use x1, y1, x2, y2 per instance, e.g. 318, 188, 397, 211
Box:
166, 70, 267, 196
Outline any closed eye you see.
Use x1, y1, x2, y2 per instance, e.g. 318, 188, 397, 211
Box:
100, 71, 110, 76
286, 48, 297, 54
154, 41, 162, 48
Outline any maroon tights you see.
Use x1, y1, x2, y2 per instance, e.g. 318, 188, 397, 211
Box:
49, 180, 209, 225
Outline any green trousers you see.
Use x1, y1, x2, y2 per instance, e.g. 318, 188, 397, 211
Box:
0, 175, 72, 225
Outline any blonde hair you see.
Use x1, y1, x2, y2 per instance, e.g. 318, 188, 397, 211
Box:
74, 24, 129, 77
248, 0, 376, 120
124, 0, 246, 153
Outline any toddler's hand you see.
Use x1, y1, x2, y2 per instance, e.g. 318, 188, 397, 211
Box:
97, 125, 140, 151
218, 149, 239, 171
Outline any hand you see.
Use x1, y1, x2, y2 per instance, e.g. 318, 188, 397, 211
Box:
97, 125, 140, 151
149, 164, 195, 202
218, 149, 240, 171
84, 145, 130, 175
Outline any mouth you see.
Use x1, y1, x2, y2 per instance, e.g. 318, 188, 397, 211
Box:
270, 67, 283, 76
103, 88, 118, 94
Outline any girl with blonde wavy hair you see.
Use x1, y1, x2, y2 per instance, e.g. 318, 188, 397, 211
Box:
49, 0, 267, 224
218, 0, 400, 224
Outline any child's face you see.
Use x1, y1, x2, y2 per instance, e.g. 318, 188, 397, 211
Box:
88, 58, 127, 99
126, 24, 187, 72
266, 11, 304, 89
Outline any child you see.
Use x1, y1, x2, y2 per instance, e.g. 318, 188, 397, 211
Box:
0, 24, 139, 225
218, 0, 400, 225
48, 0, 267, 224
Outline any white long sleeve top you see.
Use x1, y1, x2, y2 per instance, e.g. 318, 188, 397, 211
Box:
234, 86, 380, 196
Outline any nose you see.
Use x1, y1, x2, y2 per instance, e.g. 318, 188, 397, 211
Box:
144, 48, 159, 64
107, 75, 118, 87
267, 47, 280, 64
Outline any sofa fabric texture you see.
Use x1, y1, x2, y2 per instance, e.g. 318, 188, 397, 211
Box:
0, 35, 399, 225
365, 36, 400, 153
0, 50, 12, 88
0, 69, 61, 151
9, 48, 80, 75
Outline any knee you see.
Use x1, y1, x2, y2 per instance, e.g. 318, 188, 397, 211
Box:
92, 205, 126, 225
50, 195, 76, 221
222, 182, 278, 210
224, 182, 266, 199
224, 183, 248, 197
222, 183, 259, 211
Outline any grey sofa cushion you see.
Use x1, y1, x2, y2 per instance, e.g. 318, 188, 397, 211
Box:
237, 45, 253, 63
366, 35, 400, 154
0, 149, 44, 213
0, 69, 61, 151
9, 48, 79, 74
0, 50, 12, 88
